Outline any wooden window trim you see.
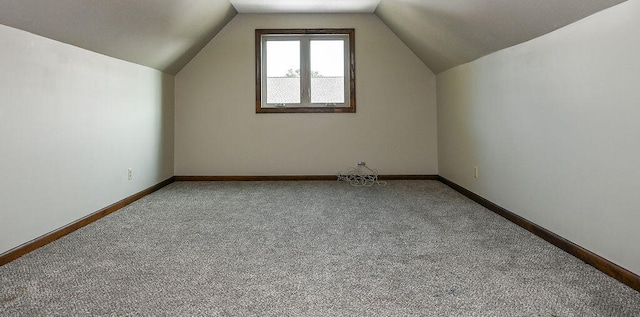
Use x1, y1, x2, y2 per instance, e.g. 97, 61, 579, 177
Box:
255, 28, 356, 113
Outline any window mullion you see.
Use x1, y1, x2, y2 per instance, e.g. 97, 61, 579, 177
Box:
343, 36, 350, 107
261, 37, 268, 107
300, 37, 311, 105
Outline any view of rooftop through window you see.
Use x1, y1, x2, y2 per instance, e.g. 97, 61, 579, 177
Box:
266, 39, 345, 104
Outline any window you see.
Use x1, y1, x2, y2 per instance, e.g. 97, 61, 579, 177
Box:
255, 29, 356, 113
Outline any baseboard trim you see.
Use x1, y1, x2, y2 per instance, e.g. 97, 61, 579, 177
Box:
175, 175, 336, 181
438, 176, 640, 292
379, 175, 439, 180
174, 175, 438, 181
0, 177, 175, 266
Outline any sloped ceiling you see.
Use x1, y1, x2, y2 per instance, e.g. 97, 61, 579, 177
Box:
0, 0, 628, 75
375, 0, 627, 73
0, 0, 236, 75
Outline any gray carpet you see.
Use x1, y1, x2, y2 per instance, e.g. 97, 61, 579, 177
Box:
1, 180, 639, 316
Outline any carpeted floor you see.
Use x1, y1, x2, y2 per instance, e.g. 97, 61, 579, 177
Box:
1, 180, 639, 316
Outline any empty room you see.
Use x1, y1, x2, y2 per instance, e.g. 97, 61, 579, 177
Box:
1, 0, 639, 315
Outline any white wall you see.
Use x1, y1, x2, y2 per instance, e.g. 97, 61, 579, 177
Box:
0, 25, 174, 254
437, 0, 640, 274
175, 14, 437, 176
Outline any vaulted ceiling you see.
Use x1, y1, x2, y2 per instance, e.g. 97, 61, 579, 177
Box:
0, 0, 627, 75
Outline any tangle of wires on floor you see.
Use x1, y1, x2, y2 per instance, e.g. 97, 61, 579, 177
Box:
337, 162, 387, 187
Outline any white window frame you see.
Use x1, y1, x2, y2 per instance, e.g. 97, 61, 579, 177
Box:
255, 29, 356, 113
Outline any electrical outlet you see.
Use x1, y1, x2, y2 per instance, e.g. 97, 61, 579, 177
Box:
474, 166, 479, 178
357, 161, 366, 166
128, 168, 133, 180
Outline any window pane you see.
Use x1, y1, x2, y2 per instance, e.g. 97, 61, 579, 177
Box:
266, 40, 300, 104
310, 40, 344, 104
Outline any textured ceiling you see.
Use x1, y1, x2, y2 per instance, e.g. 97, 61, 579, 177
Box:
0, 0, 628, 75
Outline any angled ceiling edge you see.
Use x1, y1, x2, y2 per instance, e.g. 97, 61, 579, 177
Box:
374, 0, 628, 74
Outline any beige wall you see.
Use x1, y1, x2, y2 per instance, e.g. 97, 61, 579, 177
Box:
0, 25, 174, 254
175, 14, 437, 176
437, 0, 640, 274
